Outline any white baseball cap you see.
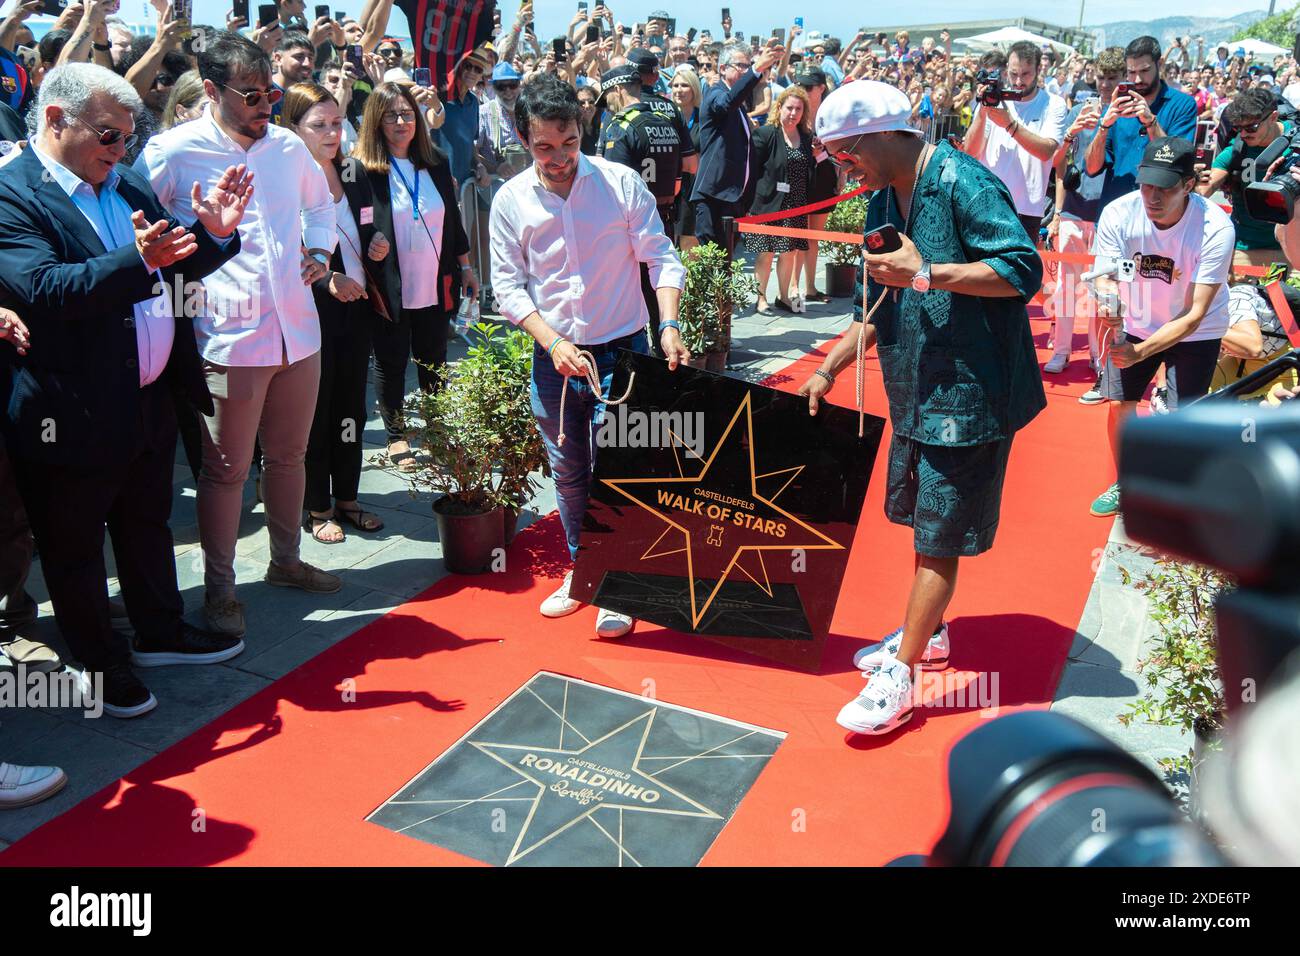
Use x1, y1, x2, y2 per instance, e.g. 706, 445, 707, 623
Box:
814, 80, 922, 144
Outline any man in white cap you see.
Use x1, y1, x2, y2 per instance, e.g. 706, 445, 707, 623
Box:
796, 81, 1046, 737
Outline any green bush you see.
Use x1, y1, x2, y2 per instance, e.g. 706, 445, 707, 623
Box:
824, 186, 869, 268
679, 242, 758, 355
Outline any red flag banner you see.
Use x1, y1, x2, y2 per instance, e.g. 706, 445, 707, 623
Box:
394, 0, 496, 86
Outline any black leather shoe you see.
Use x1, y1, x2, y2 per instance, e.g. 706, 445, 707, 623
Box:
132, 623, 245, 668
100, 664, 157, 719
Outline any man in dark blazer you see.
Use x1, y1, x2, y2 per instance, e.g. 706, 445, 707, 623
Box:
690, 40, 784, 247
0, 63, 253, 718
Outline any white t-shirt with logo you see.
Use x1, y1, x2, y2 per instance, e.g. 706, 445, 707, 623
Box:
975, 87, 1069, 217
1092, 191, 1235, 342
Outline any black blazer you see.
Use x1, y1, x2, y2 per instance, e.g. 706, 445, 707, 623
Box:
0, 147, 239, 466
690, 68, 762, 204
365, 150, 471, 318
748, 124, 815, 217
311, 155, 390, 332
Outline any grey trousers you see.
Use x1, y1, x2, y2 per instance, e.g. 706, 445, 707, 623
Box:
197, 350, 322, 600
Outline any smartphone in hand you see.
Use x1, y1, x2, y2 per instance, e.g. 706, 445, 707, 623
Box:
864, 224, 902, 254
553, 37, 568, 62
258, 3, 279, 27
232, 0, 249, 23
413, 67, 431, 87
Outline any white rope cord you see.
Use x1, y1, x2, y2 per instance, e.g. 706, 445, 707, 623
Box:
556, 351, 636, 447
855, 286, 889, 438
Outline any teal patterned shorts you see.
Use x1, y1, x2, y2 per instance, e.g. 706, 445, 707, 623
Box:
884, 434, 1014, 558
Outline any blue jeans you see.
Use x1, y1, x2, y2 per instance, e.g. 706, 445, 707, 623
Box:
530, 330, 650, 562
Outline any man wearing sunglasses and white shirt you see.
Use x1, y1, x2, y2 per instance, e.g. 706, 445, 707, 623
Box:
137, 30, 340, 640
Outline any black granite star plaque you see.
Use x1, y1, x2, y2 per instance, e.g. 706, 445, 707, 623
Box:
571, 351, 885, 670
368, 672, 785, 866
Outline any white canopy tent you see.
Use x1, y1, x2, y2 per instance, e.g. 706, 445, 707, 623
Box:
1232, 37, 1289, 59
962, 26, 1076, 57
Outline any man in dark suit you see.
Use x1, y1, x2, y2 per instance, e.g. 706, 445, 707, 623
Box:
0, 63, 253, 718
690, 40, 784, 247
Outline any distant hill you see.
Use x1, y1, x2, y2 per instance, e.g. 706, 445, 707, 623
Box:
1088, 12, 1270, 51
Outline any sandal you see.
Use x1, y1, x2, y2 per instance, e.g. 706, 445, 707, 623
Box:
805, 290, 831, 303
387, 441, 419, 473
336, 502, 385, 533
304, 511, 345, 544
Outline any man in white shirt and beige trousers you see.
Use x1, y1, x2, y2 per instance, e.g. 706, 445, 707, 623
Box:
490, 75, 689, 639
139, 31, 341, 638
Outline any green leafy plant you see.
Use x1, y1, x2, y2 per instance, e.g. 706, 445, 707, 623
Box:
1231, 3, 1300, 47
678, 242, 758, 355
404, 322, 548, 515
824, 186, 868, 268
1117, 556, 1232, 780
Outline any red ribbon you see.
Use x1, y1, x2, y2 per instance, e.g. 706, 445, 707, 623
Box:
735, 183, 871, 224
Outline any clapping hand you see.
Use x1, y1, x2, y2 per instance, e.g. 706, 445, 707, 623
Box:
133, 211, 198, 270
190, 163, 254, 238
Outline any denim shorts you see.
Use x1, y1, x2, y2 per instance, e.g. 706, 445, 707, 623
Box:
884, 434, 1014, 558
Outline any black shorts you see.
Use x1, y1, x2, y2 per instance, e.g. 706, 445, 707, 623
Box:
884, 434, 1015, 558
1101, 335, 1222, 408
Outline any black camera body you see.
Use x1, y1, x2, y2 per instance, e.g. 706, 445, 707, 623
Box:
1243, 127, 1300, 224
975, 68, 1032, 108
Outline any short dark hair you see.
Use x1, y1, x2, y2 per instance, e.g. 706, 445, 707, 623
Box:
515, 73, 580, 142
1125, 35, 1161, 63
979, 50, 1007, 71
122, 35, 189, 83
276, 30, 315, 55
1007, 40, 1040, 72
1224, 88, 1278, 126
38, 29, 71, 67
197, 30, 272, 89
824, 38, 841, 56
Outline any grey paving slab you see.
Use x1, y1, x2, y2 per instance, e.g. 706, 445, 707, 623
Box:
234, 589, 402, 681
0, 720, 155, 844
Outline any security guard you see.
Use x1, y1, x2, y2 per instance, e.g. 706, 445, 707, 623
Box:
627, 47, 698, 193
596, 65, 688, 354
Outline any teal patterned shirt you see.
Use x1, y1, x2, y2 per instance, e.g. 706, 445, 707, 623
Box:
854, 141, 1047, 446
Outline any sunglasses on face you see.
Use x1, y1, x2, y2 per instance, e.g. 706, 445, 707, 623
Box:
1235, 119, 1266, 134
153, 73, 176, 89
828, 133, 867, 167
71, 116, 138, 150
379, 47, 402, 57
495, 82, 519, 91
222, 85, 284, 107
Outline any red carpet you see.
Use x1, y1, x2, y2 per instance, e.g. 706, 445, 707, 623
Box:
1, 309, 1112, 866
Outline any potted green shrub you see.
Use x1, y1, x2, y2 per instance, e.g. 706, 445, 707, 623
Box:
824, 186, 868, 298
405, 322, 547, 572
679, 242, 758, 373
1117, 555, 1231, 808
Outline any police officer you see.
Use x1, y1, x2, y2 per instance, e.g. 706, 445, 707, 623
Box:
597, 64, 689, 354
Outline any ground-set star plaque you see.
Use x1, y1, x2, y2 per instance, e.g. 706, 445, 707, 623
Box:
571, 351, 885, 671
368, 672, 785, 866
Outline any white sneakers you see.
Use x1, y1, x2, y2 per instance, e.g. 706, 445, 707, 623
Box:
836, 657, 914, 736
540, 571, 635, 638
853, 622, 950, 672
1043, 355, 1069, 374
540, 571, 581, 618
0, 761, 67, 810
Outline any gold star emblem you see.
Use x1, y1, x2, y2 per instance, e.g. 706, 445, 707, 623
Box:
601, 392, 843, 630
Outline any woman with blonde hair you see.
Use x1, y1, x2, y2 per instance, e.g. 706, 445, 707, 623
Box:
161, 69, 204, 129
745, 85, 815, 314
669, 65, 703, 249
353, 82, 479, 472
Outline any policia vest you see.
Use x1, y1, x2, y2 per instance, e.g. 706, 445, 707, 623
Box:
600, 99, 686, 214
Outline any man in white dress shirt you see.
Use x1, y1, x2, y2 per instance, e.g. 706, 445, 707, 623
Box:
490, 75, 689, 639
138, 30, 339, 639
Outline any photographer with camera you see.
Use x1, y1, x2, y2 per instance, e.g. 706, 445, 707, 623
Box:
963, 42, 1068, 241
1085, 36, 1199, 210
1195, 88, 1291, 267
1086, 137, 1234, 518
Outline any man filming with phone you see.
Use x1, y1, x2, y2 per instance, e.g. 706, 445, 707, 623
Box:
963, 41, 1069, 241
1085, 35, 1198, 210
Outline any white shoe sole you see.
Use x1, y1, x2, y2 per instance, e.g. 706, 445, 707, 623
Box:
132, 641, 246, 668
540, 599, 582, 619
856, 655, 949, 673
595, 617, 633, 638
837, 706, 914, 736
0, 769, 68, 810
104, 693, 158, 719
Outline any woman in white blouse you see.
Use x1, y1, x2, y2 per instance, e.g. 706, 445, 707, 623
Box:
354, 81, 479, 471
285, 82, 393, 543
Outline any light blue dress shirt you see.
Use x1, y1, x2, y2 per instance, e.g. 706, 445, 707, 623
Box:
31, 145, 174, 387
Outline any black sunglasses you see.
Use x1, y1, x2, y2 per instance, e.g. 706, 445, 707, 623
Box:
222, 85, 284, 107
71, 116, 138, 150
379, 47, 402, 57
494, 82, 519, 91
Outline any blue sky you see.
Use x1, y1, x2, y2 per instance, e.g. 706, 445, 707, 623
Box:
66, 0, 1277, 38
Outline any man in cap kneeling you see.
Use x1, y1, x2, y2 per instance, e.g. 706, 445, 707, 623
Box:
797, 81, 1046, 737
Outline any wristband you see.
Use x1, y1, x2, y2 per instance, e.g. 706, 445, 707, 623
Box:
814, 368, 835, 386
460, 263, 473, 272
659, 320, 680, 332
548, 335, 565, 357
93, 42, 112, 52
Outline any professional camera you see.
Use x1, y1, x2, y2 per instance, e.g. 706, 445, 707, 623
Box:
1243, 126, 1300, 224
893, 362, 1300, 867
974, 68, 1032, 108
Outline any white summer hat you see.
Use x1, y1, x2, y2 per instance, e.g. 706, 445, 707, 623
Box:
815, 79, 923, 144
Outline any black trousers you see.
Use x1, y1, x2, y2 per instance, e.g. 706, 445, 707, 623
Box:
1019, 213, 1044, 244
371, 303, 452, 444
306, 305, 374, 512
0, 431, 35, 625
694, 195, 743, 249
11, 382, 185, 670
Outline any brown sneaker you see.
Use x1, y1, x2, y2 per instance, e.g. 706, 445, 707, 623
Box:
265, 560, 342, 594
204, 595, 247, 637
